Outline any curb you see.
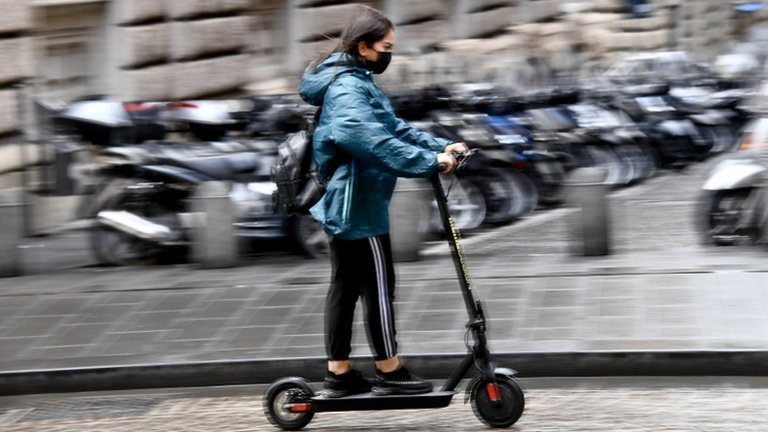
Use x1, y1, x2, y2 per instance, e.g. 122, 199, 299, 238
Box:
2, 350, 767, 396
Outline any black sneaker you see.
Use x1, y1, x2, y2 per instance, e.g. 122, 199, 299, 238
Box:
372, 366, 433, 396
322, 369, 372, 398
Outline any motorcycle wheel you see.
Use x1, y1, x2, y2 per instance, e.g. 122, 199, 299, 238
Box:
429, 176, 487, 233
288, 214, 329, 259
633, 140, 659, 180
607, 144, 639, 185
584, 145, 628, 186
618, 142, 654, 183
90, 189, 184, 266
698, 189, 759, 246
655, 134, 693, 168
467, 169, 538, 226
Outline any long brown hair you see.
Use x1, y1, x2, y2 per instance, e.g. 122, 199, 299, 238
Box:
309, 4, 394, 70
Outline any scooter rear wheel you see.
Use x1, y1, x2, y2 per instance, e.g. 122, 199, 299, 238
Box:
263, 377, 315, 431
471, 375, 525, 428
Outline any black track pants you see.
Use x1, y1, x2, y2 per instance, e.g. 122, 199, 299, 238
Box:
326, 234, 397, 361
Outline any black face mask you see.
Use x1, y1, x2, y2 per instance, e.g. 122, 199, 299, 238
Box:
366, 50, 392, 75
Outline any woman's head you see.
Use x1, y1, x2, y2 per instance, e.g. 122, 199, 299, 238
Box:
339, 5, 393, 55
312, 5, 395, 74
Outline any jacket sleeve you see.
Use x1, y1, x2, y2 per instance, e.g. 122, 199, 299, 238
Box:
393, 116, 451, 152
326, 79, 440, 178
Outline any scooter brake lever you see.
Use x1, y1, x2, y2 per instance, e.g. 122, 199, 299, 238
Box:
437, 149, 478, 173
454, 148, 479, 171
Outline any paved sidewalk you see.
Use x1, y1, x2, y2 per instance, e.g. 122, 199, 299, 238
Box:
4, 378, 768, 431
6, 377, 768, 432
2, 159, 768, 395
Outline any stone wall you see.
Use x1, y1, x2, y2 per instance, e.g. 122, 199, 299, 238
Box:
0, 0, 33, 137
674, 0, 734, 61
20, 0, 762, 103
109, 0, 252, 100
0, 0, 33, 184
385, 0, 450, 53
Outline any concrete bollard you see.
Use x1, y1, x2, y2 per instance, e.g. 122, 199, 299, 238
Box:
189, 181, 237, 268
389, 178, 431, 262
565, 167, 611, 256
0, 189, 23, 277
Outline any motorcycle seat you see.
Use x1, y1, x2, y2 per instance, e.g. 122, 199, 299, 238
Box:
161, 153, 260, 181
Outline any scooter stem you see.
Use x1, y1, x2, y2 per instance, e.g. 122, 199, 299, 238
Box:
430, 173, 480, 321
431, 173, 496, 392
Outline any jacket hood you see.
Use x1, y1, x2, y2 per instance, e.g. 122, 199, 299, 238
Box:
299, 52, 368, 106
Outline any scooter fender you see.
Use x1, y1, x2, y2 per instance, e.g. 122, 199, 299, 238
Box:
464, 367, 518, 404
702, 160, 767, 191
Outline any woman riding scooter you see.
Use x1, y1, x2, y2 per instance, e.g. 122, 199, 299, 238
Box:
299, 5, 467, 397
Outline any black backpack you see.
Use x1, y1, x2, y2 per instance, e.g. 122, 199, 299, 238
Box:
272, 73, 350, 216
271, 108, 326, 216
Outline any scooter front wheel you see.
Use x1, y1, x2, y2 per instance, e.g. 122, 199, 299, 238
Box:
471, 375, 525, 428
263, 377, 315, 431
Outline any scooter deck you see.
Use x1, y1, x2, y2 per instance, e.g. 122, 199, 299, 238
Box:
311, 390, 456, 412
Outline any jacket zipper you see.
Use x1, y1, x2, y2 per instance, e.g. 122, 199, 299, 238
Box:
342, 161, 355, 225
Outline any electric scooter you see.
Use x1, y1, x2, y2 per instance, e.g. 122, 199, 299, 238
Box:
263, 150, 525, 430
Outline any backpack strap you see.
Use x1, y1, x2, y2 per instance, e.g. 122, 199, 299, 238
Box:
298, 107, 323, 178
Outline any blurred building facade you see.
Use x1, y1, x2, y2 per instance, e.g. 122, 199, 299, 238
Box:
1, 0, 766, 190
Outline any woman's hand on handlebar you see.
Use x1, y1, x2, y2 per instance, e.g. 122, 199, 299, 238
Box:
437, 152, 458, 173
438, 142, 470, 173
444, 142, 469, 155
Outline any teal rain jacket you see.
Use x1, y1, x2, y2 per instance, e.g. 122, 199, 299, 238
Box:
299, 53, 451, 240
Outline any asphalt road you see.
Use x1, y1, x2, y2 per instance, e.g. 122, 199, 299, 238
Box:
2, 377, 768, 431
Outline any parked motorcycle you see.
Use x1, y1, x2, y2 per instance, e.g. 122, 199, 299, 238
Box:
424, 111, 539, 227
50, 96, 329, 265
525, 105, 636, 185
169, 96, 307, 141
698, 117, 768, 245
668, 85, 749, 154
564, 102, 657, 184
57, 97, 168, 146
606, 83, 708, 168
419, 85, 566, 207
479, 113, 566, 205
57, 95, 303, 145
89, 139, 329, 265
